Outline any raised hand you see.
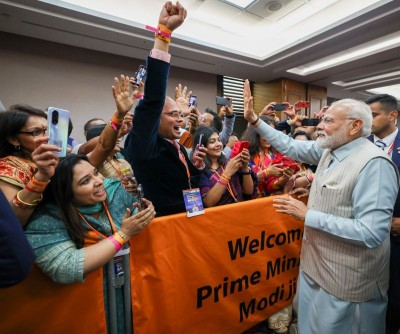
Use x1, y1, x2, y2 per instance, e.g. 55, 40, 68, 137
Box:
243, 79, 258, 123
188, 108, 200, 135
175, 84, 192, 116
112, 75, 134, 115
32, 136, 60, 181
158, 1, 187, 32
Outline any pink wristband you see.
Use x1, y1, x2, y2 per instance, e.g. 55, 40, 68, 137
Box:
217, 179, 228, 187
136, 93, 144, 99
108, 236, 122, 252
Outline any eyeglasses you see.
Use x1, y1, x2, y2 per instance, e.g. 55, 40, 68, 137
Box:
319, 117, 357, 125
163, 111, 182, 119
19, 128, 47, 137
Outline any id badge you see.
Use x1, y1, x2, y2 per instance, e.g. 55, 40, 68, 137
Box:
182, 188, 205, 218
113, 256, 124, 288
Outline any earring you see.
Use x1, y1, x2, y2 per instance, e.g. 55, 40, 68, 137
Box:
15, 145, 20, 151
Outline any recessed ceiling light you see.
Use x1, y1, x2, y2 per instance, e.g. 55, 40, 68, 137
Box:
220, 0, 256, 9
287, 32, 400, 76
367, 85, 400, 100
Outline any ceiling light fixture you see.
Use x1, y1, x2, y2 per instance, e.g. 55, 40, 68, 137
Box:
220, 0, 256, 9
332, 70, 400, 89
367, 84, 400, 100
287, 32, 400, 76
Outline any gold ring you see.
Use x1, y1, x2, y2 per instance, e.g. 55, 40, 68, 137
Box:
143, 222, 148, 226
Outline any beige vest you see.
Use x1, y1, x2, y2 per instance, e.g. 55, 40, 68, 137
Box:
302, 140, 396, 302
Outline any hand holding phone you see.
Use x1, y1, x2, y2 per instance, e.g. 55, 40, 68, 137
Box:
273, 103, 286, 111
47, 107, 70, 157
239, 141, 250, 153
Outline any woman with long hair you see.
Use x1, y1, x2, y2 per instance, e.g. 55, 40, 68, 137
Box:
193, 126, 255, 207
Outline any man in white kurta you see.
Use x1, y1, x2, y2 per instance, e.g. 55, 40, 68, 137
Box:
243, 80, 399, 334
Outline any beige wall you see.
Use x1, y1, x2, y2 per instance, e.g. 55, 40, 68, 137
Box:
0, 32, 218, 143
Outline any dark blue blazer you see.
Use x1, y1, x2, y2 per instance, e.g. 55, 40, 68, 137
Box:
124, 56, 201, 217
0, 190, 35, 288
368, 132, 400, 242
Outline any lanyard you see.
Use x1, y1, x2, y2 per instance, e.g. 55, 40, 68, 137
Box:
173, 141, 192, 188
77, 202, 117, 240
211, 165, 238, 202
108, 157, 124, 178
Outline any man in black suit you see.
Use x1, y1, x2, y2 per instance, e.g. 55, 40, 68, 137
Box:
124, 1, 206, 217
366, 94, 400, 334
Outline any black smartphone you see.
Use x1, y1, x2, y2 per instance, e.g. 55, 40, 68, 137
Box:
301, 118, 320, 126
189, 95, 197, 107
273, 103, 286, 111
216, 96, 230, 106
47, 107, 70, 157
197, 133, 204, 148
132, 65, 147, 86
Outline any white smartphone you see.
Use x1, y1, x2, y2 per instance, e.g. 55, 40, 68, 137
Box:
47, 107, 70, 157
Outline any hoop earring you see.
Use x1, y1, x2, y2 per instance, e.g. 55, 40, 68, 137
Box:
15, 145, 20, 151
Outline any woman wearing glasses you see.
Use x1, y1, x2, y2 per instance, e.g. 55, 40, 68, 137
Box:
0, 75, 135, 226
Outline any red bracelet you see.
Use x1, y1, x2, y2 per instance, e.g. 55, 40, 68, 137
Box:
25, 184, 43, 194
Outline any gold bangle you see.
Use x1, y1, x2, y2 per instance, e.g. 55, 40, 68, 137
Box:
15, 190, 43, 207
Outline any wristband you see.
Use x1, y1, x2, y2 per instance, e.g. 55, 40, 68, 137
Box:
239, 171, 252, 175
217, 179, 228, 187
250, 117, 260, 126
108, 120, 122, 132
108, 236, 122, 252
136, 93, 144, 100
117, 230, 128, 243
25, 184, 43, 194
111, 115, 124, 125
113, 232, 126, 246
29, 175, 49, 191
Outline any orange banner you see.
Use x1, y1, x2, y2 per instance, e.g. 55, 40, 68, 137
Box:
131, 196, 304, 333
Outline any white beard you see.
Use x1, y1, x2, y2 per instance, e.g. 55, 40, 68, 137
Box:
316, 126, 348, 149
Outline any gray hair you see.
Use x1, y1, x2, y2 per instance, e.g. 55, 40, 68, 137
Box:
331, 98, 372, 136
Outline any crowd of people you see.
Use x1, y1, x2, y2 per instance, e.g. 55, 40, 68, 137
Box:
0, 1, 399, 334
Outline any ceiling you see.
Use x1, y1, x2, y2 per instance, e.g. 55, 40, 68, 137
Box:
0, 0, 399, 100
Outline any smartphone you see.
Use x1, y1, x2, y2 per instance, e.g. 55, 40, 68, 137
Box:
132, 65, 147, 86
301, 118, 320, 126
189, 95, 197, 107
47, 107, 70, 157
273, 103, 286, 111
239, 141, 250, 153
197, 133, 204, 148
216, 96, 230, 106
136, 184, 145, 210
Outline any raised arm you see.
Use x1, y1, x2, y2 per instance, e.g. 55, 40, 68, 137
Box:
87, 75, 134, 167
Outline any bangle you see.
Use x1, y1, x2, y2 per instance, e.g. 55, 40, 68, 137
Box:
113, 232, 126, 246
108, 236, 122, 252
239, 171, 251, 175
111, 115, 124, 125
13, 190, 43, 209
250, 117, 260, 126
29, 175, 49, 191
117, 230, 128, 243
217, 179, 228, 187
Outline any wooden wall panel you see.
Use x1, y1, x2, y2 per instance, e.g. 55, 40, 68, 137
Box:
307, 84, 327, 116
